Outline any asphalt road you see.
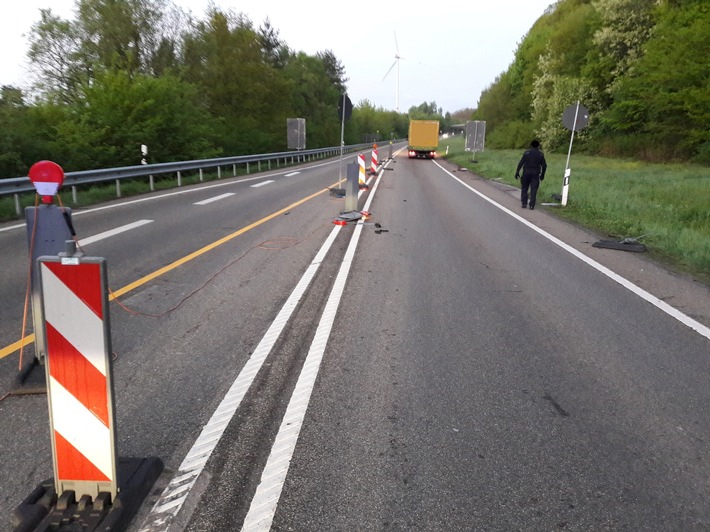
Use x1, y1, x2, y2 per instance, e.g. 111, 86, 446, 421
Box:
1, 147, 710, 531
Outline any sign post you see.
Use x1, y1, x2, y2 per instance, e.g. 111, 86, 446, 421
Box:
560, 102, 589, 206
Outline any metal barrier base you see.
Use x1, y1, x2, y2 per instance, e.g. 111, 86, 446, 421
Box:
13, 457, 163, 532
11, 357, 47, 396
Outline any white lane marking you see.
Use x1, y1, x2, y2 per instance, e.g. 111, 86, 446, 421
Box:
78, 219, 153, 247
194, 193, 235, 205
138, 157, 389, 532
434, 160, 710, 341
284, 172, 300, 177
251, 180, 275, 188
0, 157, 346, 233
138, 225, 343, 532
240, 159, 388, 531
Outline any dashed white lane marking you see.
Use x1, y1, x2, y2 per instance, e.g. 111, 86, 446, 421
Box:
0, 157, 342, 234
78, 219, 153, 247
138, 224, 343, 532
193, 193, 235, 205
434, 160, 710, 341
251, 180, 275, 188
240, 162, 389, 531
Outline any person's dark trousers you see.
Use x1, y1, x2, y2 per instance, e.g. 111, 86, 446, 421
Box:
521, 175, 540, 208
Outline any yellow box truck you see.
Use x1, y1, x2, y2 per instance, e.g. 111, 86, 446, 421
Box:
407, 120, 439, 159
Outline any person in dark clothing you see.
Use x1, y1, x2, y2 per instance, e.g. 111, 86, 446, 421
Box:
515, 140, 547, 209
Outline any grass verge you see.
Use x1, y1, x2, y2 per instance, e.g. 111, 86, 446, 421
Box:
440, 136, 710, 284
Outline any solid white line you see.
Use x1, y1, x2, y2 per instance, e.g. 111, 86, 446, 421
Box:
138, 224, 343, 532
434, 160, 710, 341
284, 172, 300, 177
78, 219, 153, 247
140, 156, 397, 531
240, 161, 387, 531
251, 180, 275, 188
194, 193, 235, 205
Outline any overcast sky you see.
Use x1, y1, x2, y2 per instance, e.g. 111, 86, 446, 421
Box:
1, 0, 554, 114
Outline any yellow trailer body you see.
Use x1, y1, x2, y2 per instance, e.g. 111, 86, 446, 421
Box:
407, 120, 439, 159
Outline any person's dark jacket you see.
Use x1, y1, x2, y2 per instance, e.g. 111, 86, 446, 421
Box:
515, 147, 547, 180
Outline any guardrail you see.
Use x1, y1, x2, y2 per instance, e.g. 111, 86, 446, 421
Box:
0, 142, 388, 216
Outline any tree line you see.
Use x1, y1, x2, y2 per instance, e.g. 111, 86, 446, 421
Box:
0, 0, 435, 177
473, 0, 709, 163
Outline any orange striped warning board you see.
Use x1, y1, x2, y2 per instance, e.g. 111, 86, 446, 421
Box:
39, 257, 117, 499
358, 153, 366, 186
371, 144, 378, 174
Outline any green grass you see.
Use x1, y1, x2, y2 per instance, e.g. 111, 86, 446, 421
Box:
441, 136, 710, 284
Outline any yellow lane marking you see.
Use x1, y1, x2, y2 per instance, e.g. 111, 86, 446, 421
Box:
1, 184, 337, 360
0, 335, 35, 360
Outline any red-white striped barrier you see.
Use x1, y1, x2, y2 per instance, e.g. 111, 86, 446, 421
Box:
370, 144, 378, 175
39, 257, 117, 500
358, 153, 367, 187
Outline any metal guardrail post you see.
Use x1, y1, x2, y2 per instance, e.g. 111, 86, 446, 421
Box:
116, 179, 121, 198
72, 186, 78, 204
177, 171, 182, 187
217, 166, 221, 179
232, 164, 236, 177
199, 169, 203, 182
14, 194, 20, 216
258, 161, 261, 172
246, 162, 249, 174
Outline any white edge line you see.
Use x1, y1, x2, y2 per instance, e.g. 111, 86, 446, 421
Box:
138, 224, 343, 532
433, 160, 710, 341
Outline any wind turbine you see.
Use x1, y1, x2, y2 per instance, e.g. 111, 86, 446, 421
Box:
382, 32, 402, 112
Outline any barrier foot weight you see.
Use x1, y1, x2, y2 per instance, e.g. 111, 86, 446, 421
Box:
13, 457, 163, 532
11, 357, 47, 396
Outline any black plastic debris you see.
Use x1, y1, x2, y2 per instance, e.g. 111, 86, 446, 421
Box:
592, 238, 647, 253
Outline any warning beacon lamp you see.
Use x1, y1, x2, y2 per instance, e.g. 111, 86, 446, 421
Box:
28, 160, 64, 204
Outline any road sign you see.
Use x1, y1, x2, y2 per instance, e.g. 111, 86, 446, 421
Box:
465, 121, 486, 153
287, 118, 306, 150
562, 103, 589, 131
338, 94, 353, 121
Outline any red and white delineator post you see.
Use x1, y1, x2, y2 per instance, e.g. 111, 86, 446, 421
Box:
358, 153, 367, 188
38, 254, 118, 500
370, 144, 378, 175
